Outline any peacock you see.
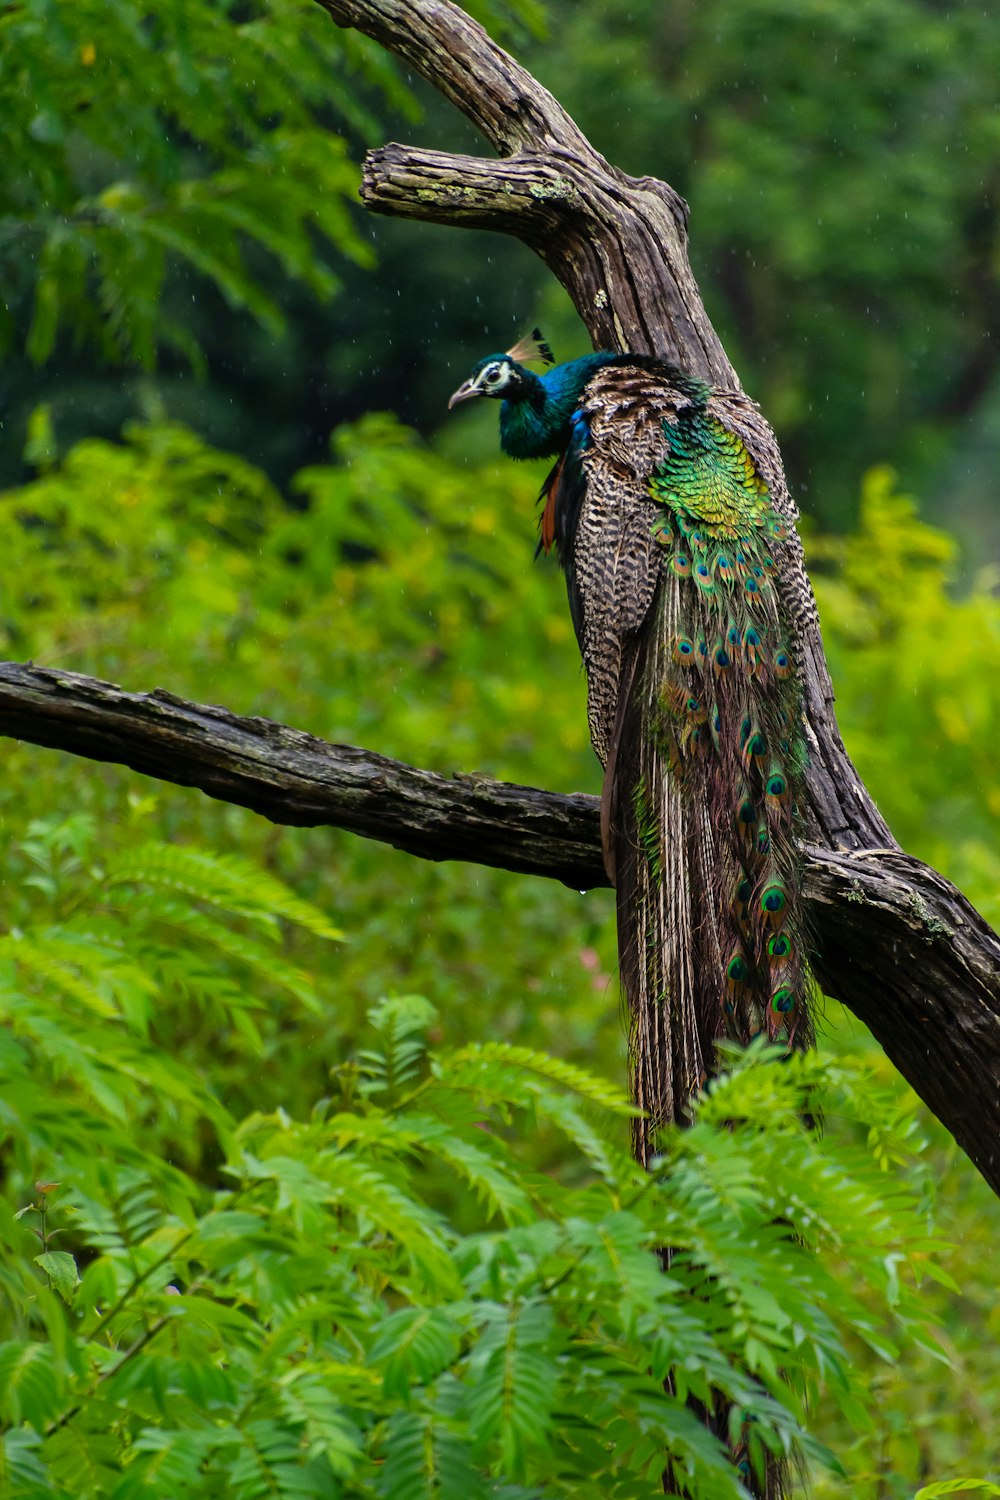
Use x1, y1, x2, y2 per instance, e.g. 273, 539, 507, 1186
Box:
450, 331, 813, 1496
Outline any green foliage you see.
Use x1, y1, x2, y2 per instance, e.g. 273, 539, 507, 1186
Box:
0, 847, 950, 1498
535, 0, 1000, 524
0, 411, 586, 778
0, 812, 340, 1161
916, 1485, 1000, 1498
0, 0, 545, 395
0, 0, 400, 368
7, 0, 1000, 532
0, 407, 612, 1135
4, 2, 999, 1493
808, 467, 1000, 928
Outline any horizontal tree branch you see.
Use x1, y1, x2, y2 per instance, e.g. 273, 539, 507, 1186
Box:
0, 660, 997, 1195
0, 663, 607, 889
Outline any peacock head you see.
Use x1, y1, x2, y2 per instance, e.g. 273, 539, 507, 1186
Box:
448, 354, 522, 408
448, 328, 554, 409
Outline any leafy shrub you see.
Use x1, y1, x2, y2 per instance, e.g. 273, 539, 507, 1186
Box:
0, 817, 948, 1497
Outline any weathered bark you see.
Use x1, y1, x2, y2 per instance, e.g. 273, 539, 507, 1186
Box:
0, 664, 605, 889
0, 661, 998, 1196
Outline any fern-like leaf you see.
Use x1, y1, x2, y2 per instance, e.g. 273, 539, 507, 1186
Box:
276, 1369, 363, 1479
466, 1300, 558, 1478
359, 996, 436, 1098
435, 1043, 635, 1115
368, 1307, 462, 1398
0, 934, 120, 1020
0, 1428, 49, 1495
237, 1147, 458, 1295
109, 890, 324, 1012
325, 1112, 532, 1226
375, 1412, 488, 1500
103, 843, 342, 941
115, 1428, 213, 1499
0, 1341, 62, 1431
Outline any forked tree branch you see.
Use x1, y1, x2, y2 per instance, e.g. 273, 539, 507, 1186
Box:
0, 661, 997, 1195
317, 0, 892, 859
308, 0, 1000, 1187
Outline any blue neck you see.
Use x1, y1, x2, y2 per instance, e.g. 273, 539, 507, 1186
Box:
499, 353, 617, 459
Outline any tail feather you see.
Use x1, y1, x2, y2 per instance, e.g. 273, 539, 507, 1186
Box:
609, 401, 811, 1500
552, 361, 811, 1497
613, 515, 812, 1160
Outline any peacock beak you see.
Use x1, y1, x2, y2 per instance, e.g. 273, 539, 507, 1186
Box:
447, 377, 482, 409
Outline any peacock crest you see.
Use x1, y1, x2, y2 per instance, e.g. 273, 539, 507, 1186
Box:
505, 326, 555, 366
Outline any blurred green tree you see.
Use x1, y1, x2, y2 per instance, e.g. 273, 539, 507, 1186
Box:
0, 0, 543, 477
538, 0, 1000, 530
6, 0, 1000, 537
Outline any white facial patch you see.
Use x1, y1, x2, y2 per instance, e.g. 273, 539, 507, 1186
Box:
479, 360, 512, 393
